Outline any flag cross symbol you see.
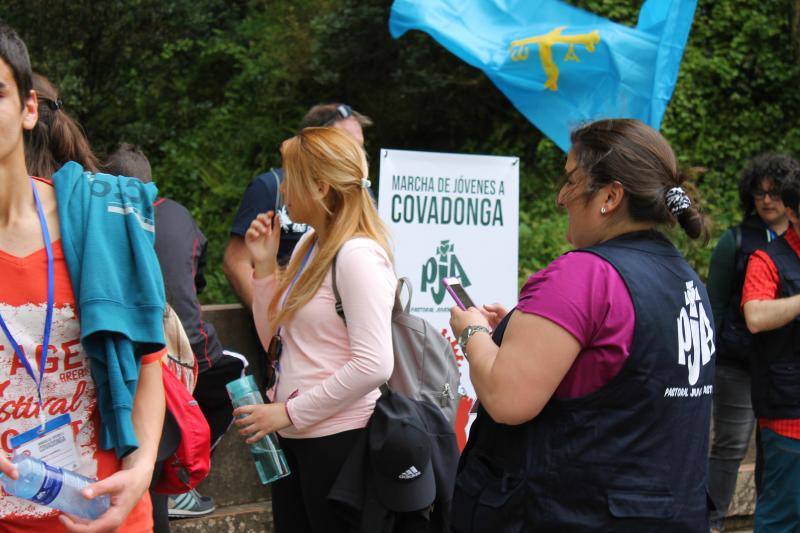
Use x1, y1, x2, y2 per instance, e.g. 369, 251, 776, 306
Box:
509, 26, 601, 91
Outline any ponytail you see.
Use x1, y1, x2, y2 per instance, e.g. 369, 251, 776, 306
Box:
570, 119, 710, 243
671, 170, 708, 242
24, 73, 99, 178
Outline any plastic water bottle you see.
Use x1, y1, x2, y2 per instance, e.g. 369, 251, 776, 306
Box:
0, 456, 110, 520
226, 375, 291, 485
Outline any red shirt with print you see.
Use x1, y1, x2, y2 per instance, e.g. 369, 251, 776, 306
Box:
741, 228, 800, 440
0, 181, 160, 531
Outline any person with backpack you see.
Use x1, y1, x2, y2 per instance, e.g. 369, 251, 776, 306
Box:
236, 126, 395, 533
104, 144, 218, 527
449, 119, 714, 532
706, 153, 797, 532
24, 76, 193, 533
0, 21, 165, 532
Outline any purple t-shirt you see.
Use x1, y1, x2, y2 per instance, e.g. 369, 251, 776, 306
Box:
517, 251, 634, 399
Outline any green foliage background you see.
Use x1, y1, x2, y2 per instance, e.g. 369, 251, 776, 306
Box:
2, 0, 798, 303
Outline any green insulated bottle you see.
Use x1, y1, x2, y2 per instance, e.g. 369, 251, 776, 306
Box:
226, 375, 291, 485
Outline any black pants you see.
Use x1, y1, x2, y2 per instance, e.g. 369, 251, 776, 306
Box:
194, 352, 246, 449
272, 429, 364, 533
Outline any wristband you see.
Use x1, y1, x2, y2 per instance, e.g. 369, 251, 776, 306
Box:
458, 325, 492, 358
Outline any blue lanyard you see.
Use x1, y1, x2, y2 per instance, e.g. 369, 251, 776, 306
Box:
271, 240, 315, 390
767, 228, 777, 242
277, 241, 315, 336
0, 179, 55, 429
280, 241, 315, 309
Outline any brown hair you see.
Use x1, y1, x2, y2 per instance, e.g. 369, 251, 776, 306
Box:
268, 127, 391, 326
105, 143, 152, 182
298, 103, 373, 131
570, 119, 708, 241
24, 73, 100, 178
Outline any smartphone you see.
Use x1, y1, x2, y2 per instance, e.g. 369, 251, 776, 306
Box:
442, 277, 476, 310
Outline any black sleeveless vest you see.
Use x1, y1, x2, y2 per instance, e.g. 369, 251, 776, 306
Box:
717, 216, 775, 367
751, 236, 800, 419
451, 232, 714, 533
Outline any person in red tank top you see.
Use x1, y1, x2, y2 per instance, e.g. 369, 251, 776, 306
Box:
0, 20, 164, 533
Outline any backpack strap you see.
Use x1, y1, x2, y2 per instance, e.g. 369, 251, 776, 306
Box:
396, 278, 412, 313
331, 250, 406, 323
332, 251, 347, 325
269, 168, 282, 213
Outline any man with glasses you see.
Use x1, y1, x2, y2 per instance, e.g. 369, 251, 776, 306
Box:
706, 153, 799, 532
224, 103, 372, 308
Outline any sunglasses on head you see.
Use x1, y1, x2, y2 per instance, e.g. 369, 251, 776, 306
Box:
323, 104, 353, 126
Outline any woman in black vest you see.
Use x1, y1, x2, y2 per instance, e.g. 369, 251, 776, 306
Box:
449, 119, 714, 532
706, 154, 796, 531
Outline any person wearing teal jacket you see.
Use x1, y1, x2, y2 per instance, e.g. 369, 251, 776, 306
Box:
0, 19, 165, 532
53, 160, 167, 458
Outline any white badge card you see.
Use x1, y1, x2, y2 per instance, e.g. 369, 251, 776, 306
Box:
10, 413, 80, 470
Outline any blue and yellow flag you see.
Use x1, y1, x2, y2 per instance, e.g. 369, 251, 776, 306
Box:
389, 0, 697, 151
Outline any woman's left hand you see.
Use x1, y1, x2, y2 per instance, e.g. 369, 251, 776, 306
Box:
59, 464, 153, 532
234, 403, 292, 443
450, 306, 491, 339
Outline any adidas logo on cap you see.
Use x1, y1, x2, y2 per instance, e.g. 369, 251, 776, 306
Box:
398, 466, 421, 480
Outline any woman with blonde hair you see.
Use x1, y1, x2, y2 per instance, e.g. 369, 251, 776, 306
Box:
236, 127, 396, 532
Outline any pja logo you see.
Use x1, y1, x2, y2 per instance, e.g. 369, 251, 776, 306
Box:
676, 280, 715, 386
421, 240, 470, 304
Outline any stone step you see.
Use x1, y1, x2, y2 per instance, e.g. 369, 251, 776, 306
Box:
170, 501, 273, 533
727, 462, 756, 518
201, 304, 268, 390
195, 304, 273, 507
194, 422, 272, 507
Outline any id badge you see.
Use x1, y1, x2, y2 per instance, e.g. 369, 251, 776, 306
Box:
10, 413, 80, 470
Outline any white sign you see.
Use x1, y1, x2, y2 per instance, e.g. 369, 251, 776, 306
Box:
378, 149, 519, 446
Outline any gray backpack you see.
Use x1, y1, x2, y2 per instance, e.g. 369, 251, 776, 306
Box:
331, 253, 461, 425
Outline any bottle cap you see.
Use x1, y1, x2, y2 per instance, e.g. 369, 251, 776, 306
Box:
226, 375, 259, 400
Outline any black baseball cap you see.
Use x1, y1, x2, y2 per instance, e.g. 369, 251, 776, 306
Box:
368, 390, 436, 513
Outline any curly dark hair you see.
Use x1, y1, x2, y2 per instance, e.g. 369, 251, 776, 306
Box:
739, 153, 800, 215
781, 172, 800, 214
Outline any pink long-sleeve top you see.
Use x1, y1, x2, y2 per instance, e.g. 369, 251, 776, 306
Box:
252, 234, 396, 439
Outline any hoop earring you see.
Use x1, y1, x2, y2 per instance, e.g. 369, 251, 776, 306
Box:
600, 206, 607, 215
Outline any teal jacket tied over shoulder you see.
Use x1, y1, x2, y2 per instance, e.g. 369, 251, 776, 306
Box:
53, 161, 166, 458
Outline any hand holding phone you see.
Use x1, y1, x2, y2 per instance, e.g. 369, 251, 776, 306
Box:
443, 277, 476, 310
